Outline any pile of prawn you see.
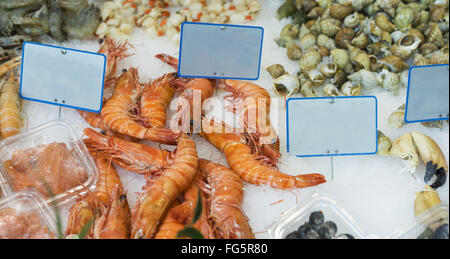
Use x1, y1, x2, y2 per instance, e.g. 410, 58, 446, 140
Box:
0, 0, 100, 44
65, 37, 326, 239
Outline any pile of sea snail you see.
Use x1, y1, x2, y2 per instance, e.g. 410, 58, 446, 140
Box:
268, 0, 449, 98
0, 0, 100, 44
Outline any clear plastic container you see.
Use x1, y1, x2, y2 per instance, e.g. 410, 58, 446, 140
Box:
268, 193, 367, 239
0, 120, 97, 205
390, 204, 449, 239
0, 191, 57, 239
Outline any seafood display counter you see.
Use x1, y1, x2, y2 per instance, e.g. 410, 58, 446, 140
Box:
0, 0, 449, 240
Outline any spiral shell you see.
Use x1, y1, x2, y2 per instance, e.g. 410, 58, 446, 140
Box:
330, 2, 354, 20
301, 81, 319, 97
380, 69, 400, 96
367, 42, 391, 56
266, 64, 286, 79
331, 69, 347, 87
323, 83, 340, 97
299, 33, 317, 50
353, 52, 371, 70
287, 43, 303, 60
379, 55, 408, 73
306, 70, 325, 86
348, 69, 383, 89
390, 34, 422, 59
376, 0, 400, 17
377, 130, 392, 156
275, 36, 294, 48
429, 52, 449, 65
307, 6, 325, 20
320, 63, 338, 78
273, 74, 300, 97
394, 4, 415, 32
341, 81, 362, 96
375, 13, 395, 33
330, 49, 350, 71
430, 4, 446, 22
426, 23, 444, 48
317, 34, 337, 50
335, 28, 355, 48
343, 12, 365, 28
319, 18, 341, 37
339, 0, 374, 12
299, 24, 311, 39
280, 24, 300, 39
299, 48, 321, 71
413, 53, 430, 66
388, 104, 406, 128
420, 42, 439, 55
352, 32, 370, 49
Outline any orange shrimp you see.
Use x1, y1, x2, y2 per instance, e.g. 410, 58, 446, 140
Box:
154, 182, 214, 239
198, 159, 254, 239
131, 134, 198, 239
98, 38, 132, 78
83, 128, 173, 174
0, 56, 21, 78
155, 54, 215, 118
101, 68, 180, 145
0, 73, 21, 139
140, 73, 176, 128
93, 186, 131, 239
201, 121, 326, 190
77, 38, 131, 130
66, 155, 130, 239
153, 201, 185, 239
217, 79, 280, 163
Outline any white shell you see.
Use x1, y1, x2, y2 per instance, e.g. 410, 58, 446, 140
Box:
273, 74, 300, 97
348, 69, 383, 89
379, 69, 400, 96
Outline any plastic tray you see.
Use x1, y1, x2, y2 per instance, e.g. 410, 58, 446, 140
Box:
0, 191, 57, 239
390, 204, 449, 239
0, 120, 97, 205
268, 194, 367, 239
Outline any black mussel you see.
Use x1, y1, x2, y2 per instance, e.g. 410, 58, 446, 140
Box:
285, 231, 301, 239
417, 228, 434, 239
304, 228, 320, 239
309, 211, 325, 226
433, 224, 449, 239
297, 224, 311, 239
318, 221, 338, 239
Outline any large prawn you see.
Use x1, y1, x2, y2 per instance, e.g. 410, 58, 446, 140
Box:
0, 73, 22, 139
83, 128, 173, 175
155, 54, 215, 119
66, 155, 130, 239
140, 72, 176, 128
154, 181, 214, 239
101, 68, 180, 145
198, 159, 254, 239
131, 134, 198, 239
217, 79, 281, 163
77, 38, 132, 130
201, 120, 326, 190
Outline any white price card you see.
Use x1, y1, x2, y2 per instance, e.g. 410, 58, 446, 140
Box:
287, 96, 378, 157
405, 64, 449, 123
179, 22, 264, 80
20, 42, 106, 113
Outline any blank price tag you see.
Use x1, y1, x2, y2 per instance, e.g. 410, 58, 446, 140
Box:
20, 42, 106, 113
287, 97, 378, 157
179, 22, 264, 80
405, 64, 449, 123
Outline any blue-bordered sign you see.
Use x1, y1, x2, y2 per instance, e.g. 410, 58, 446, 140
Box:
178, 22, 264, 80
287, 96, 378, 157
405, 64, 449, 123
20, 42, 106, 113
